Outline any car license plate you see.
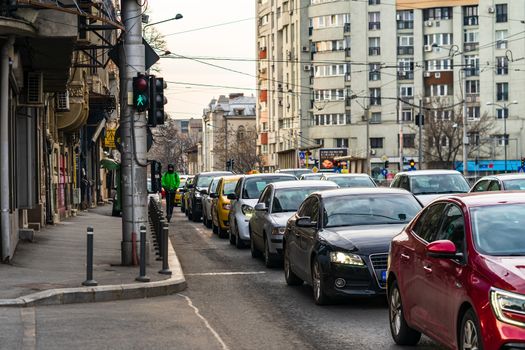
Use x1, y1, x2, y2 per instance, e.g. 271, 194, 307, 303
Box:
380, 270, 387, 282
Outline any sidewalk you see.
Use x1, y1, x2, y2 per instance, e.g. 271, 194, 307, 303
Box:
0, 205, 186, 306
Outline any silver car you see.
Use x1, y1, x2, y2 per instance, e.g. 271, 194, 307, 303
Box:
299, 173, 324, 180
202, 177, 221, 229
249, 180, 339, 267
320, 173, 377, 188
228, 173, 296, 248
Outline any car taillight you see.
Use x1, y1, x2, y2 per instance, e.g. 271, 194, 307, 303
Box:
222, 203, 231, 210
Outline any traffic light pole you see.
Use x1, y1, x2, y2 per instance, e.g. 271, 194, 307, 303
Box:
120, 0, 148, 265
418, 99, 423, 170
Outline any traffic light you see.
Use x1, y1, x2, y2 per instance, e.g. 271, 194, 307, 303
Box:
521, 157, 525, 168
231, 159, 235, 169
384, 160, 389, 169
226, 159, 231, 170
409, 159, 416, 170
148, 76, 167, 127
415, 114, 425, 127
150, 160, 162, 192
132, 73, 149, 112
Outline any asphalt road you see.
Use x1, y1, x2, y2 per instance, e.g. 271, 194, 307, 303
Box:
170, 210, 445, 350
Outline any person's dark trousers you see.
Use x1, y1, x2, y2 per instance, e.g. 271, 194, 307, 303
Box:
165, 190, 175, 222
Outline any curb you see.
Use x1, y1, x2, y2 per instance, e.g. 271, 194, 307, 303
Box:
0, 237, 186, 307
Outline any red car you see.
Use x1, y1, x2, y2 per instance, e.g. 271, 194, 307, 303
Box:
388, 192, 525, 350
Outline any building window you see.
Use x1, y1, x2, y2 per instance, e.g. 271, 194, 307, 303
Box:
315, 138, 324, 147
336, 138, 349, 148
369, 63, 381, 81
496, 56, 508, 75
261, 145, 268, 154
464, 5, 478, 25
370, 88, 381, 105
401, 110, 413, 122
314, 64, 350, 77
425, 59, 452, 71
496, 30, 508, 49
368, 12, 380, 30
496, 4, 508, 23
400, 85, 413, 98
399, 134, 416, 148
423, 7, 452, 20
495, 134, 509, 146
429, 84, 450, 96
467, 106, 480, 121
370, 112, 381, 124
424, 33, 453, 47
464, 55, 479, 76
369, 37, 380, 56
496, 82, 508, 101
369, 0, 380, 4
433, 110, 453, 121
370, 138, 384, 149
311, 13, 350, 29
497, 108, 508, 119
466, 80, 479, 95
397, 10, 413, 29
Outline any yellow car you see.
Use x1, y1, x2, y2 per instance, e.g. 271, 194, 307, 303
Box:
175, 175, 189, 206
211, 175, 241, 238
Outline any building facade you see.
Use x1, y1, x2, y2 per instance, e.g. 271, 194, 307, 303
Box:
256, 0, 525, 176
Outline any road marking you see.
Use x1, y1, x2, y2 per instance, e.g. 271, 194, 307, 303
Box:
185, 271, 266, 276
178, 294, 229, 350
19, 307, 36, 350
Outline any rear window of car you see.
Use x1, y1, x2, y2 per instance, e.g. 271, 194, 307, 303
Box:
503, 179, 525, 190
273, 187, 335, 213
242, 176, 295, 199
328, 176, 376, 188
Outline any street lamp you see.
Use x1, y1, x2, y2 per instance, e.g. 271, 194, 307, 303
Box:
486, 100, 518, 173
143, 14, 183, 30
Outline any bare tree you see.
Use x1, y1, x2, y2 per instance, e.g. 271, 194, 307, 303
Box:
143, 25, 167, 73
415, 102, 495, 169
212, 125, 261, 173
148, 118, 198, 174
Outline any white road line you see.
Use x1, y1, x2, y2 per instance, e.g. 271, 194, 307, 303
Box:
185, 271, 266, 276
178, 294, 229, 350
19, 307, 36, 350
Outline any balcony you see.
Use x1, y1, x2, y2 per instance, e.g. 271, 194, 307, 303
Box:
398, 71, 414, 80
464, 42, 479, 52
369, 47, 381, 56
464, 16, 479, 26
369, 72, 381, 81
397, 46, 414, 55
369, 22, 381, 30
344, 23, 351, 33
397, 21, 413, 30
464, 68, 479, 77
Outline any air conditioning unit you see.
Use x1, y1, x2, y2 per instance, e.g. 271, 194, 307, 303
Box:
56, 91, 70, 111
424, 97, 432, 103
435, 20, 440, 27
424, 45, 433, 52
425, 20, 433, 27
466, 96, 473, 103
423, 71, 431, 77
370, 149, 377, 155
434, 72, 441, 79
26, 72, 43, 105
488, 7, 495, 13
303, 65, 311, 71
302, 46, 309, 52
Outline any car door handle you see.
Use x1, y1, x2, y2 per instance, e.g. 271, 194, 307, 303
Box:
423, 265, 432, 273
400, 253, 410, 262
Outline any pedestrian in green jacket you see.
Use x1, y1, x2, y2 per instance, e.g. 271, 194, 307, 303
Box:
162, 164, 180, 222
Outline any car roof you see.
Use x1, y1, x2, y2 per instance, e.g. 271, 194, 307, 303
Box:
433, 191, 525, 207
197, 171, 233, 176
243, 173, 297, 179
270, 180, 338, 189
219, 175, 242, 181
477, 173, 525, 181
277, 168, 312, 171
396, 170, 462, 176
322, 173, 370, 178
314, 187, 413, 198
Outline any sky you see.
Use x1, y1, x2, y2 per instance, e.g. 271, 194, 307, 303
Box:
147, 0, 256, 120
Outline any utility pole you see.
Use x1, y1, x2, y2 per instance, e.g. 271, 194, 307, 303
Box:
120, 0, 147, 265
398, 99, 404, 171
224, 115, 228, 171
365, 107, 370, 174
418, 99, 423, 170
461, 68, 468, 176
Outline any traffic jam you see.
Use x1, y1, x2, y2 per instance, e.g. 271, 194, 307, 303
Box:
171, 167, 525, 350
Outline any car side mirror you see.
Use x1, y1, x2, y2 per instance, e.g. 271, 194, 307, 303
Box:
227, 193, 237, 200
296, 217, 316, 228
254, 203, 267, 211
426, 240, 458, 259
209, 193, 218, 199
200, 189, 208, 195
188, 184, 194, 189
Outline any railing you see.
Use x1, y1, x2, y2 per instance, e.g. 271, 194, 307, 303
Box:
464, 16, 479, 26
397, 21, 413, 30
397, 46, 414, 55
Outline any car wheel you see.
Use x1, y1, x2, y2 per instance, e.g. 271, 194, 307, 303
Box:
312, 258, 330, 305
212, 221, 219, 235
218, 227, 228, 239
202, 215, 207, 227
459, 309, 483, 350
180, 204, 185, 213
191, 207, 200, 222
264, 235, 277, 268
250, 232, 261, 258
206, 217, 212, 229
389, 280, 421, 346
284, 243, 303, 286
235, 234, 245, 249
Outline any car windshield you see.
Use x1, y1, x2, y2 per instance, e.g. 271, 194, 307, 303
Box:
328, 176, 375, 188
410, 174, 470, 195
223, 181, 237, 195
503, 179, 525, 190
279, 169, 312, 177
471, 204, 525, 256
242, 176, 295, 199
323, 194, 422, 227
273, 187, 334, 213
301, 174, 323, 180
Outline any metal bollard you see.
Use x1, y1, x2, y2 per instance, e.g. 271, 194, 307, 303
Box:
158, 223, 172, 275
135, 225, 150, 282
82, 227, 98, 286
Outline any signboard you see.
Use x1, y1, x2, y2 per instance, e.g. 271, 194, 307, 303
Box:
298, 151, 314, 168
104, 128, 116, 149
319, 148, 348, 170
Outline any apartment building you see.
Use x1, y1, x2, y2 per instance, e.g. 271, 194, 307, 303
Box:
256, 0, 525, 175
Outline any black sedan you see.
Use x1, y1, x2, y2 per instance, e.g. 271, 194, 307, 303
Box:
283, 188, 423, 305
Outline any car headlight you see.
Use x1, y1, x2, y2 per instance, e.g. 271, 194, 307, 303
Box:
491, 288, 525, 327
195, 192, 201, 199
241, 204, 254, 218
271, 227, 286, 235
329, 251, 365, 266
